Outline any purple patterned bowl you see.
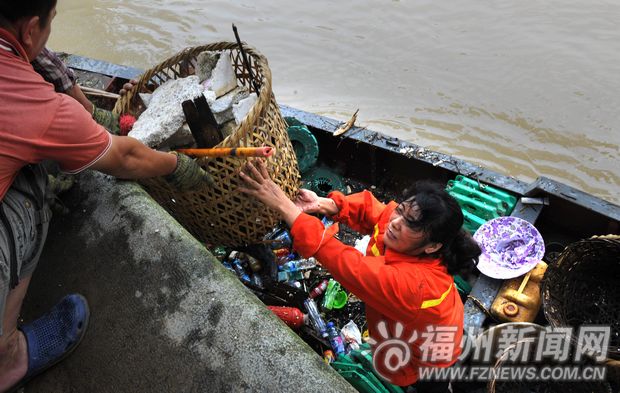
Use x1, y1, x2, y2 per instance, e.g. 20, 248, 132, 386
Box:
473, 216, 545, 279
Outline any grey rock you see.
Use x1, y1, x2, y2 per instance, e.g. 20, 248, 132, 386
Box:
129, 76, 204, 148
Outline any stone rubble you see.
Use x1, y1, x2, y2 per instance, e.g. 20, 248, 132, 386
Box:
129, 76, 204, 148
131, 50, 258, 149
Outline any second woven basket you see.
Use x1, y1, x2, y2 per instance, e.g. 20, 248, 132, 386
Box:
543, 235, 620, 359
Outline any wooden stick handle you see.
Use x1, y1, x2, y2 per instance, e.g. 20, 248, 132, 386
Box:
516, 270, 532, 295
78, 85, 120, 99
176, 146, 274, 158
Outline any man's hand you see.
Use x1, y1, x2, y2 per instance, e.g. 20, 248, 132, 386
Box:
92, 104, 120, 135
119, 79, 138, 96
164, 152, 214, 191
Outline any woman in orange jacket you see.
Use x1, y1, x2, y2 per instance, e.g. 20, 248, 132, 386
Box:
239, 160, 481, 392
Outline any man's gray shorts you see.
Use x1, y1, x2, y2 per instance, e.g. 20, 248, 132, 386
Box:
0, 166, 50, 336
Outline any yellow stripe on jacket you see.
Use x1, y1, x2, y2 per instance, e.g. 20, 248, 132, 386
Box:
370, 224, 381, 256
421, 283, 455, 309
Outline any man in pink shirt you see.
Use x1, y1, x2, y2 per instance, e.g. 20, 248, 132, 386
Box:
0, 1, 211, 390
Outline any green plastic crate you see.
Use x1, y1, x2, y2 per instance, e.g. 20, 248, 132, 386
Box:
454, 274, 473, 295
461, 208, 488, 234
446, 180, 509, 216
448, 191, 501, 221
454, 175, 517, 213
338, 370, 389, 393
348, 348, 405, 393
332, 355, 390, 393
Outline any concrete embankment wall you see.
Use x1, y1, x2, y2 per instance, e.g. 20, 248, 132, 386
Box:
23, 171, 355, 393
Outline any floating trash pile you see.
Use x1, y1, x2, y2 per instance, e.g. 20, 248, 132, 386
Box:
209, 220, 368, 352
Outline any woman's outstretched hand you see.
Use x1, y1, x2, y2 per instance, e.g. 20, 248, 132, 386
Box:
294, 188, 320, 213
295, 188, 340, 216
238, 159, 302, 226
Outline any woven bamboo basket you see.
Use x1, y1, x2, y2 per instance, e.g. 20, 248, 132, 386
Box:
542, 235, 620, 360
113, 42, 300, 246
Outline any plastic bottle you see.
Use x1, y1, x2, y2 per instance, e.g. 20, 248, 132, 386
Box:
244, 254, 263, 273
309, 279, 329, 299
304, 298, 328, 338
277, 271, 289, 282
326, 321, 345, 356
251, 274, 263, 288
267, 306, 306, 329
266, 228, 292, 249
221, 261, 235, 274
282, 257, 317, 272
322, 279, 348, 310
231, 259, 251, 283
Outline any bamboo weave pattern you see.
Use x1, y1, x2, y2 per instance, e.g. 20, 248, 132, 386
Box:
114, 42, 301, 246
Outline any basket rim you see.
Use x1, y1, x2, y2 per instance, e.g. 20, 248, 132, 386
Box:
112, 41, 273, 151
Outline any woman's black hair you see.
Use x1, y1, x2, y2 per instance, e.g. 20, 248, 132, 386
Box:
0, 0, 57, 27
400, 180, 481, 275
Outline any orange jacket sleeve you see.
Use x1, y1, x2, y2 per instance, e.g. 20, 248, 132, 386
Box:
327, 190, 390, 236
291, 213, 421, 322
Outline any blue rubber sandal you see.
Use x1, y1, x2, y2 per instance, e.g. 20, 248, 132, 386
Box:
9, 294, 90, 392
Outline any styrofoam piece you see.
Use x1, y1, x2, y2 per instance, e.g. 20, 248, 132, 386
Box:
210, 87, 250, 125
203, 90, 216, 105
204, 54, 238, 98
129, 76, 204, 147
195, 51, 219, 83
233, 93, 258, 124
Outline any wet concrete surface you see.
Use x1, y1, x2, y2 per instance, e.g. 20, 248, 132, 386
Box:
21, 171, 354, 393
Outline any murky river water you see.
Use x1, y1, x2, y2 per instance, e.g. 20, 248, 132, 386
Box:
49, 0, 619, 204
